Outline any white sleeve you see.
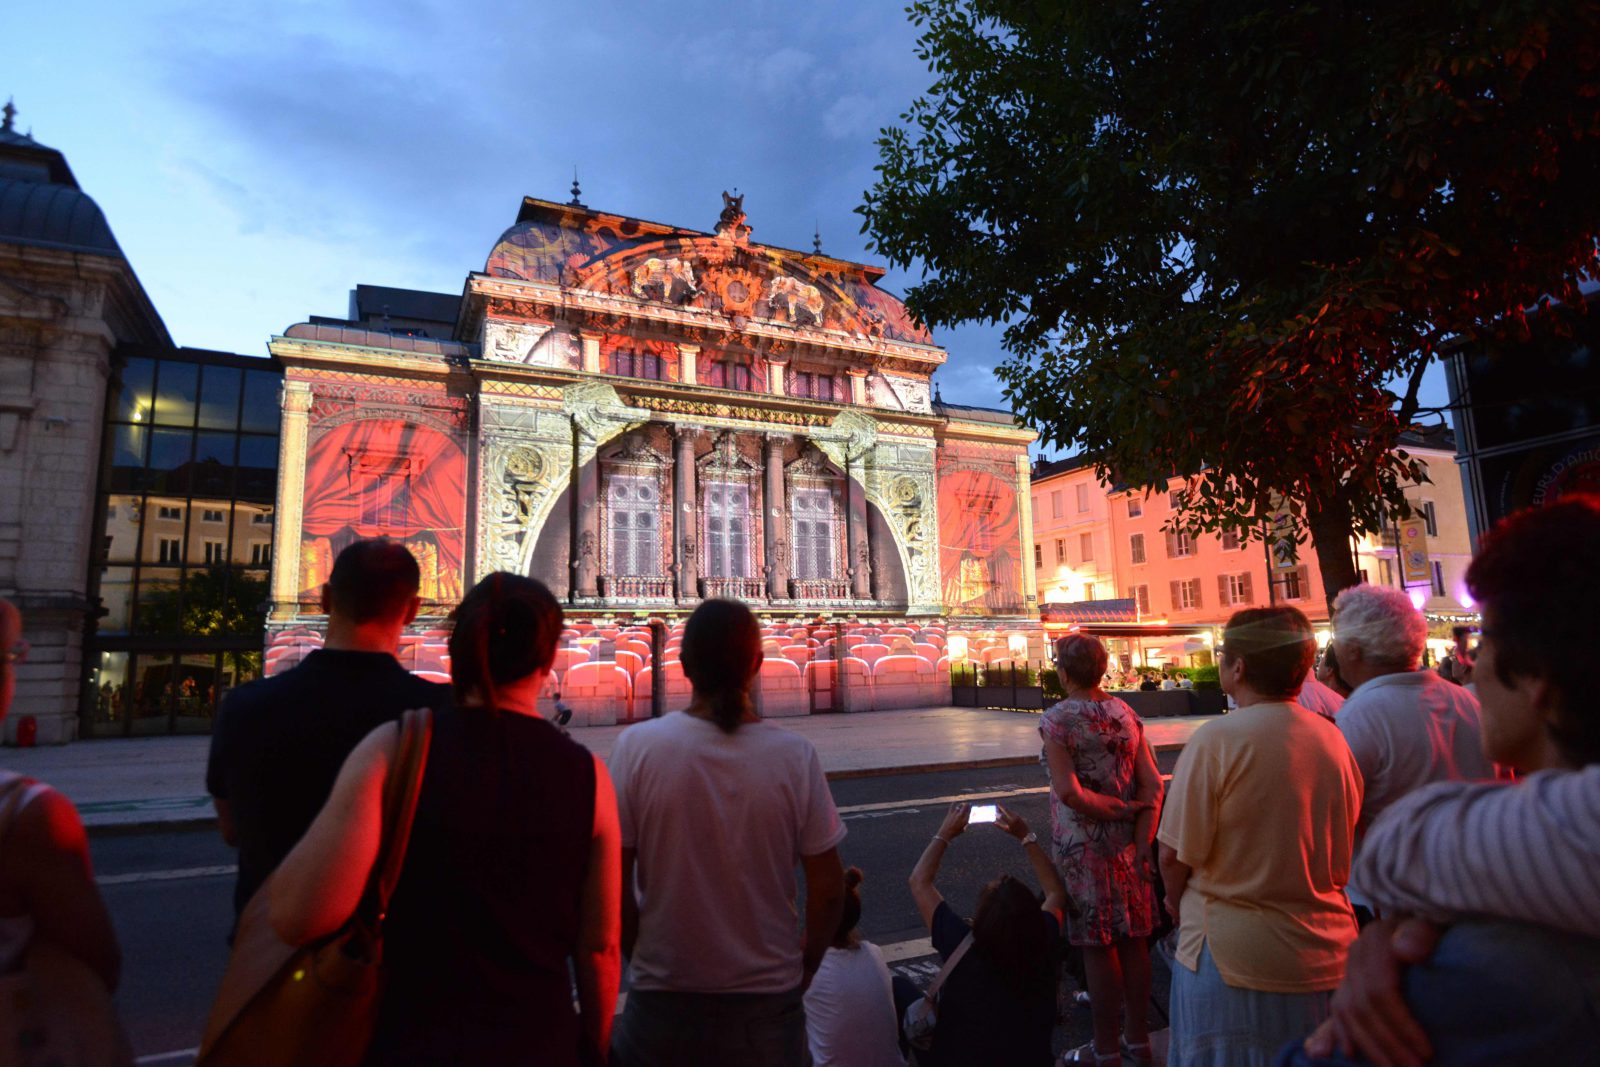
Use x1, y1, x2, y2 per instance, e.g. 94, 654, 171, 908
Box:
1350, 768, 1600, 938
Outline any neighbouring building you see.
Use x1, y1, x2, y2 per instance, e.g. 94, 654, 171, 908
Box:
0, 104, 170, 742
1028, 429, 1476, 670
263, 193, 1041, 724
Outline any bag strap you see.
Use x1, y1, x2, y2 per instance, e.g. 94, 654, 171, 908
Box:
924, 932, 975, 1000
356, 706, 433, 928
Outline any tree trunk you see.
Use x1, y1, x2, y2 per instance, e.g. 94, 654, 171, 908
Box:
1306, 489, 1363, 615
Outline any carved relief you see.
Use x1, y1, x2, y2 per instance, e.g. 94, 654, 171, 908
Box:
631, 257, 701, 304
881, 373, 933, 414
481, 439, 571, 577
484, 320, 552, 364
766, 276, 825, 327
562, 380, 649, 463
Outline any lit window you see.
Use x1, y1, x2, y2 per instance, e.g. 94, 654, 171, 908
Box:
790, 487, 836, 580
1083, 583, 1095, 601
1130, 584, 1151, 616
608, 474, 661, 577
704, 481, 751, 578
1130, 533, 1146, 565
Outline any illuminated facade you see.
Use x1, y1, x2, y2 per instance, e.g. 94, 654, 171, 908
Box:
265, 195, 1040, 723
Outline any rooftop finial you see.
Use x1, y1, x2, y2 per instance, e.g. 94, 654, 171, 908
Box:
568, 167, 584, 207
813, 221, 822, 255
1, 99, 15, 134
933, 382, 944, 405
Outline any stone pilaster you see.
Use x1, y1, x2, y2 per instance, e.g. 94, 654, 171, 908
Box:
846, 367, 868, 407
763, 433, 788, 599
846, 450, 873, 599
573, 430, 600, 599
672, 425, 699, 601
1015, 453, 1039, 613
766, 354, 788, 397
270, 381, 313, 618
677, 343, 699, 386
579, 332, 601, 374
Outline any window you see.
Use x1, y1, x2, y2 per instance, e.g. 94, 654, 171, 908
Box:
1172, 578, 1201, 611
704, 481, 751, 578
705, 360, 754, 391
1431, 560, 1446, 597
1282, 568, 1305, 601
203, 540, 225, 564
250, 542, 271, 566
608, 474, 661, 577
1083, 583, 1096, 601
1127, 496, 1143, 518
1034, 543, 1043, 568
1129, 533, 1146, 565
791, 486, 836, 580
158, 538, 181, 563
1379, 558, 1394, 586
1169, 489, 1183, 509
1080, 533, 1094, 561
1221, 572, 1254, 606
1422, 500, 1438, 537
252, 512, 273, 526
1220, 529, 1240, 551
790, 371, 840, 401
1055, 538, 1066, 564
157, 505, 182, 521
1166, 529, 1194, 558
201, 508, 225, 524
352, 455, 413, 528
1075, 484, 1089, 512
1051, 491, 1063, 519
1130, 584, 1151, 616
608, 349, 664, 380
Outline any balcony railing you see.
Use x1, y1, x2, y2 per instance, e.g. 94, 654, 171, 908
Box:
600, 576, 673, 599
789, 578, 850, 600
699, 577, 767, 600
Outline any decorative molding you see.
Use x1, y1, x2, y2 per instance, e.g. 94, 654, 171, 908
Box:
881, 372, 933, 414
626, 393, 832, 427
480, 438, 572, 579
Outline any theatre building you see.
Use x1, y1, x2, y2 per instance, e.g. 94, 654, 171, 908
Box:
265, 194, 1041, 724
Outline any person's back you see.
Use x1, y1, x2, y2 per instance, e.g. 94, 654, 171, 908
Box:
1336, 670, 1494, 830
370, 701, 595, 1063
611, 711, 838, 991
803, 867, 904, 1067
205, 539, 447, 916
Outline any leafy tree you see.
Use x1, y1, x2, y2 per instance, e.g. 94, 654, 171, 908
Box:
137, 567, 269, 637
862, 0, 1600, 599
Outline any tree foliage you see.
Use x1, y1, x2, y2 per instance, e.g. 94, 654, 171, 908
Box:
862, 0, 1600, 597
138, 567, 269, 638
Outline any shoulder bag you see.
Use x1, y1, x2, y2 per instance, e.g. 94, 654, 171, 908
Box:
197, 706, 433, 1067
0, 773, 133, 1067
901, 931, 975, 1051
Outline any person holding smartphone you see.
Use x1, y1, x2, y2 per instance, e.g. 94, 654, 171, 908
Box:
901, 801, 1066, 1067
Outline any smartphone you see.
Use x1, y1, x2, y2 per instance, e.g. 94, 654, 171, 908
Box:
969, 804, 998, 824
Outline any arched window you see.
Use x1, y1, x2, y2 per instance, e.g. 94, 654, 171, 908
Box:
703, 481, 752, 578
607, 473, 661, 576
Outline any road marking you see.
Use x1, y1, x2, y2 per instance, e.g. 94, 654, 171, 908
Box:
98, 864, 236, 886
836, 785, 1049, 816
135, 1050, 198, 1065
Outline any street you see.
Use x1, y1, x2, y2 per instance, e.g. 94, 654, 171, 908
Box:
95, 757, 1179, 1063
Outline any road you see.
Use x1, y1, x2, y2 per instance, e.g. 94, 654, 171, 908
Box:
95, 756, 1179, 1063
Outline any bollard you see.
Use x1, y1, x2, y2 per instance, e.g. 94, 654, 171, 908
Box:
15, 715, 37, 747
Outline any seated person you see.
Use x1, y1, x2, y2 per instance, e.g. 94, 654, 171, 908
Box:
1282, 495, 1600, 1067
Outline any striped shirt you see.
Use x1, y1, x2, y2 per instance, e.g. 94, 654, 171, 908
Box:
1350, 765, 1600, 938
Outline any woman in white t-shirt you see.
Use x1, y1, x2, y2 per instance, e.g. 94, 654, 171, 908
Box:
804, 866, 905, 1067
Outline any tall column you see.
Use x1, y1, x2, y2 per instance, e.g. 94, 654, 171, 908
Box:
764, 433, 788, 599
573, 428, 600, 599
673, 425, 699, 602
846, 450, 873, 600
678, 343, 699, 386
766, 354, 789, 396
270, 381, 313, 619
1015, 454, 1039, 613
846, 367, 869, 407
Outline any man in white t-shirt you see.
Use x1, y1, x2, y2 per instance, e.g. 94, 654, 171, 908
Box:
1331, 584, 1496, 835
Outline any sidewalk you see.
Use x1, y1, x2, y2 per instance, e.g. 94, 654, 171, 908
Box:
3, 706, 1213, 833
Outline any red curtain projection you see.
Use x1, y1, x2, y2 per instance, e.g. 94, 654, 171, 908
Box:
298, 419, 467, 604
938, 468, 1022, 615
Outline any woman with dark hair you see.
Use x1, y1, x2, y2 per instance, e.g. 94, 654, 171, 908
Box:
902, 802, 1066, 1066
608, 598, 847, 1067
803, 867, 906, 1067
1041, 634, 1163, 1066
267, 573, 622, 1065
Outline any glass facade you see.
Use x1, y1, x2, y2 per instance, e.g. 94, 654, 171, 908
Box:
85, 348, 282, 737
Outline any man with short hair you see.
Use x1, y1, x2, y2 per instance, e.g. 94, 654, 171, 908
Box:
1330, 584, 1495, 835
206, 539, 450, 917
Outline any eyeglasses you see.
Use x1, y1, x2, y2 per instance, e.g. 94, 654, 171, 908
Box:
3, 640, 27, 664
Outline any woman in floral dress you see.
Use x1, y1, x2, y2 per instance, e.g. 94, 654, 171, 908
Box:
1042, 635, 1164, 1067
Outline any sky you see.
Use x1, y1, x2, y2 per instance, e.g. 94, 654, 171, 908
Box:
11, 0, 1447, 455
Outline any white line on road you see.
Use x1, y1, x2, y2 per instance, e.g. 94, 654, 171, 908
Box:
135, 1050, 198, 1065
98, 864, 237, 886
836, 785, 1049, 816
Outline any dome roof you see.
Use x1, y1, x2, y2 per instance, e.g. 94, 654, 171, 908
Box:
0, 113, 122, 257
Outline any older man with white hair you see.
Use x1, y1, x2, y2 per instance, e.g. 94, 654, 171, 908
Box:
1331, 584, 1496, 837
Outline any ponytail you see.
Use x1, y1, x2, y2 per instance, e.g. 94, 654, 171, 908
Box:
680, 598, 762, 733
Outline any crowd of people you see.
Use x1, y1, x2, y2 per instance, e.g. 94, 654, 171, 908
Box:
0, 495, 1596, 1065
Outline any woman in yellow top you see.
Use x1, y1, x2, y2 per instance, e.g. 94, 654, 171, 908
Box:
1158, 606, 1363, 1067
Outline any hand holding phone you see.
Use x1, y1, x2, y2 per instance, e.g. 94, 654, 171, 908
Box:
969, 803, 998, 824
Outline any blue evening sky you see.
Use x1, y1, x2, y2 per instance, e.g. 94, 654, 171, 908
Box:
10, 0, 1447, 455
